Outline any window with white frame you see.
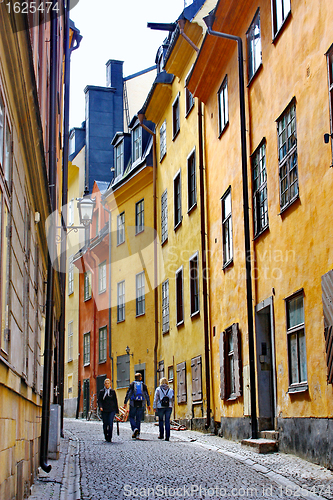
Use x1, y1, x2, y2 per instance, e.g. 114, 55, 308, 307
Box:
160, 120, 167, 160
132, 125, 142, 162
68, 321, 73, 361
135, 199, 144, 234
162, 279, 169, 334
0, 93, 5, 168
99, 261, 107, 293
286, 292, 307, 390
187, 149, 196, 211
68, 198, 74, 226
185, 87, 194, 116
68, 255, 74, 295
0, 92, 12, 183
83, 332, 90, 365
190, 253, 199, 316
161, 189, 168, 244
277, 101, 298, 211
218, 77, 228, 136
247, 9, 262, 81
172, 94, 180, 139
136, 271, 145, 316
117, 281, 125, 322
174, 171, 182, 229
327, 46, 333, 164
176, 267, 184, 326
84, 271, 92, 301
252, 141, 268, 236
115, 140, 124, 177
272, 0, 291, 37
117, 211, 125, 245
221, 188, 233, 266
99, 326, 107, 363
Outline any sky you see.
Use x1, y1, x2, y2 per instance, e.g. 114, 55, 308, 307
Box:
69, 0, 185, 129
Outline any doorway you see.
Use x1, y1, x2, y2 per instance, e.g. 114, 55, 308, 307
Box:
255, 297, 277, 431
83, 379, 90, 418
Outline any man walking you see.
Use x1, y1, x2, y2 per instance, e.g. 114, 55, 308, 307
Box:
98, 378, 118, 442
124, 373, 151, 439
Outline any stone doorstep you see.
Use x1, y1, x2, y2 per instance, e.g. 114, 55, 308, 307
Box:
241, 438, 279, 454
258, 430, 279, 441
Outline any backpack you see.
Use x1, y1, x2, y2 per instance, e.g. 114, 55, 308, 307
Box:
131, 381, 144, 408
160, 387, 170, 407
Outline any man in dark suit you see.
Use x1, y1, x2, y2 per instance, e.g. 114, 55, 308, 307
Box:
98, 378, 118, 442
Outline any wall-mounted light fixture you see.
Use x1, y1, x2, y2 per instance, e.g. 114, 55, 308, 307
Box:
324, 132, 333, 144
125, 346, 133, 357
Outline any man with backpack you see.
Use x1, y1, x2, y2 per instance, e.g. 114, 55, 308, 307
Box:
124, 373, 151, 439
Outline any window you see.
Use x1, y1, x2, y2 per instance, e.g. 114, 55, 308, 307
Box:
135, 199, 144, 234
68, 198, 74, 226
68, 321, 73, 362
218, 77, 228, 136
4, 119, 12, 183
286, 292, 307, 390
327, 46, 333, 165
84, 271, 92, 300
172, 94, 180, 139
176, 361, 187, 403
116, 354, 130, 388
95, 210, 99, 236
115, 140, 124, 177
0, 94, 12, 184
160, 120, 167, 161
187, 149, 196, 211
136, 271, 145, 316
117, 212, 125, 245
0, 94, 4, 168
158, 360, 165, 379
83, 332, 90, 365
162, 279, 169, 334
220, 323, 242, 400
174, 171, 182, 229
221, 188, 233, 267
99, 261, 106, 293
252, 142, 268, 236
185, 87, 194, 116
99, 326, 107, 363
168, 366, 174, 382
277, 102, 298, 210
176, 267, 184, 326
191, 356, 202, 402
68, 255, 74, 295
132, 125, 142, 162
247, 9, 262, 81
161, 189, 168, 244
190, 253, 199, 316
117, 281, 125, 322
272, 0, 291, 37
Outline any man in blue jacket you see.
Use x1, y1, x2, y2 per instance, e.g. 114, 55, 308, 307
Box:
124, 373, 151, 439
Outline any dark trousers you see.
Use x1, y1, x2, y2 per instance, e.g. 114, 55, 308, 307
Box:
129, 405, 144, 434
157, 407, 172, 439
102, 411, 116, 441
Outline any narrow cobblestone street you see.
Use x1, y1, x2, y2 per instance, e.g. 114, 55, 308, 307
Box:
45, 419, 332, 500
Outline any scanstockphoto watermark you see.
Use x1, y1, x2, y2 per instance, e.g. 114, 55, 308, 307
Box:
2, 0, 80, 32
123, 483, 278, 498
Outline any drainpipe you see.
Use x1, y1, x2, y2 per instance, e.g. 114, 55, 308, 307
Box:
203, 13, 257, 439
40, 2, 58, 473
197, 100, 211, 430
137, 114, 158, 390
102, 201, 113, 387
178, 16, 200, 53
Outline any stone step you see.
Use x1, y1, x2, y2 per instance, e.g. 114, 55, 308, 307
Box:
259, 430, 279, 441
241, 438, 278, 454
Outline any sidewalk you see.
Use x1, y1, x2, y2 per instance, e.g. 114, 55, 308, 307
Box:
29, 430, 80, 500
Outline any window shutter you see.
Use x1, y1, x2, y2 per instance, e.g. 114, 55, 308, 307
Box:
321, 270, 333, 384
177, 361, 187, 403
219, 331, 227, 400
191, 356, 202, 402
232, 323, 242, 398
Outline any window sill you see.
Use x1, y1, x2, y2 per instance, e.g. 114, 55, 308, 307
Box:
68, 291, 74, 297
172, 129, 180, 141
99, 289, 106, 295
174, 219, 182, 232
162, 329, 170, 335
160, 152, 167, 163
117, 319, 125, 324
84, 296, 92, 302
279, 194, 299, 215
247, 62, 263, 87
218, 121, 229, 140
83, 363, 90, 367
136, 312, 145, 318
99, 360, 106, 364
187, 203, 197, 215
135, 229, 145, 236
226, 395, 238, 402
185, 103, 194, 118
223, 258, 233, 271
161, 237, 168, 247
190, 310, 200, 319
176, 320, 184, 328
117, 241, 125, 247
68, 359, 73, 363
287, 383, 308, 394
272, 10, 292, 44
253, 224, 269, 241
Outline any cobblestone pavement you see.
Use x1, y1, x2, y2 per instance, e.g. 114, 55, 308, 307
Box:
63, 418, 332, 500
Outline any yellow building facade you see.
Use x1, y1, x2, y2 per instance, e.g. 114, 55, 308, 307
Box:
188, 0, 333, 467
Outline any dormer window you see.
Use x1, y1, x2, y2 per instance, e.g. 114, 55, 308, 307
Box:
115, 140, 124, 177
132, 125, 142, 162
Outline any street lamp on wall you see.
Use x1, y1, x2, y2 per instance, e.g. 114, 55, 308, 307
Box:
77, 195, 96, 226
125, 346, 133, 357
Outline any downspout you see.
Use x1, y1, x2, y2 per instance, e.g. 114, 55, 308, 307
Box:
178, 17, 200, 53
40, 1, 58, 473
137, 115, 158, 390
203, 13, 257, 439
198, 100, 211, 430
102, 201, 113, 388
